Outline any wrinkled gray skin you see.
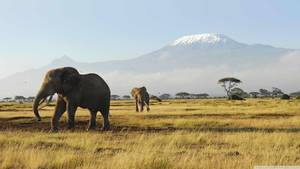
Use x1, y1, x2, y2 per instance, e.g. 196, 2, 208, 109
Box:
131, 87, 150, 112
33, 67, 111, 132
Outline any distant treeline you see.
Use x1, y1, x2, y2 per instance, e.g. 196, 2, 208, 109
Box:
1, 89, 300, 102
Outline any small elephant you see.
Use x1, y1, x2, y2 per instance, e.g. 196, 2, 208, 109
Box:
131, 87, 150, 112
33, 67, 111, 131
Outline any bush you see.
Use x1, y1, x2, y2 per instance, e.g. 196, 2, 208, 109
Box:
228, 94, 245, 100
150, 95, 162, 102
296, 96, 300, 99
281, 94, 290, 100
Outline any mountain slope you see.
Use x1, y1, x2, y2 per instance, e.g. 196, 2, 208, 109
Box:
87, 33, 291, 72
0, 33, 297, 97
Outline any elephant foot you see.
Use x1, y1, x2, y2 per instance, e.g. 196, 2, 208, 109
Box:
67, 126, 75, 132
49, 128, 58, 133
102, 125, 110, 131
87, 127, 96, 131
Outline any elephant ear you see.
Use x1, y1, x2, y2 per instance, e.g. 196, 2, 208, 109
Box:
139, 86, 148, 95
60, 67, 80, 94
140, 86, 147, 93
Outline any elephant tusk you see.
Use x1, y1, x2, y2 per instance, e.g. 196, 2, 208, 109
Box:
38, 97, 46, 106
38, 95, 53, 110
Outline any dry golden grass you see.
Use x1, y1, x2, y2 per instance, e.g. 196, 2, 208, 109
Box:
0, 98, 300, 169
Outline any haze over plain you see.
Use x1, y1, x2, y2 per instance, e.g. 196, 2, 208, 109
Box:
0, 1, 299, 97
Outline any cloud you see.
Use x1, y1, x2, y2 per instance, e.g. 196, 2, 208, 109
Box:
103, 51, 300, 96
0, 51, 299, 98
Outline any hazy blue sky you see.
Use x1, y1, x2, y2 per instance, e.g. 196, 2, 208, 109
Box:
0, 0, 300, 78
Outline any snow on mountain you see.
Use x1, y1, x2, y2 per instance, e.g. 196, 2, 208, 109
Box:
171, 33, 229, 46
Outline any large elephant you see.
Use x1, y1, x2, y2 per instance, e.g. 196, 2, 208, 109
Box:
33, 67, 111, 131
131, 87, 150, 112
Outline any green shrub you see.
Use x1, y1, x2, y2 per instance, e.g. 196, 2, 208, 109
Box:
228, 94, 245, 100
150, 95, 162, 102
296, 96, 300, 99
281, 94, 290, 100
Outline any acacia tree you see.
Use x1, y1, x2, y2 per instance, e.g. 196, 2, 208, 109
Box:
111, 95, 120, 100
259, 89, 271, 98
271, 87, 284, 98
249, 92, 260, 98
150, 95, 162, 102
218, 77, 242, 97
27, 96, 35, 102
3, 97, 12, 102
191, 93, 209, 99
15, 96, 26, 103
122, 95, 131, 100
175, 92, 190, 99
159, 93, 171, 100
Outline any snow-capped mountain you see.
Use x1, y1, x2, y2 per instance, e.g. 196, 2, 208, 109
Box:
128, 33, 291, 72
170, 34, 240, 47
0, 33, 299, 97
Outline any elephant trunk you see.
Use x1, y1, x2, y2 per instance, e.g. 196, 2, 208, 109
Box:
33, 84, 50, 121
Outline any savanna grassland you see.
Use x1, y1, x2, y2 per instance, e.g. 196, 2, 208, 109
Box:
1, 98, 300, 169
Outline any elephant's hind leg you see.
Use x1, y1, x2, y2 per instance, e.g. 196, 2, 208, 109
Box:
144, 101, 150, 112
87, 109, 97, 131
135, 99, 139, 112
100, 107, 110, 131
140, 101, 144, 112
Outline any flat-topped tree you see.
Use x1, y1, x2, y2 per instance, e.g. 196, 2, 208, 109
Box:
218, 77, 242, 97
15, 96, 26, 103
159, 93, 171, 100
249, 92, 260, 98
191, 93, 209, 99
3, 97, 12, 102
175, 92, 190, 99
111, 95, 120, 100
27, 96, 35, 102
271, 87, 284, 98
259, 89, 271, 98
122, 95, 131, 100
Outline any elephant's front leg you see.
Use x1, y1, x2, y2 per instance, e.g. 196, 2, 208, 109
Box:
140, 101, 144, 112
87, 109, 97, 131
135, 99, 139, 112
67, 104, 78, 131
145, 100, 150, 112
51, 98, 66, 132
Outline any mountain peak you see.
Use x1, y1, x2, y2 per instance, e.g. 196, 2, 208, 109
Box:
170, 33, 233, 46
51, 55, 76, 66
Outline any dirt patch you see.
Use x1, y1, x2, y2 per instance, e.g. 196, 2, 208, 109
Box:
251, 113, 294, 118
94, 147, 126, 153
226, 151, 240, 156
0, 116, 32, 121
184, 108, 200, 111
29, 141, 81, 151
142, 113, 295, 120
1, 115, 300, 134
0, 109, 32, 112
142, 113, 240, 119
